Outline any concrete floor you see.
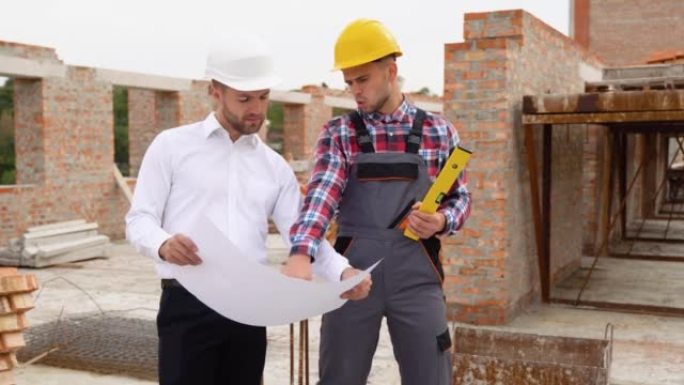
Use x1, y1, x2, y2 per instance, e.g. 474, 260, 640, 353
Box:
553, 256, 684, 309
611, 241, 684, 261
626, 218, 684, 241
13, 238, 684, 385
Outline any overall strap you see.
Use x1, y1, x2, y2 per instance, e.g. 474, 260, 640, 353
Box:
349, 111, 375, 153
405, 108, 426, 154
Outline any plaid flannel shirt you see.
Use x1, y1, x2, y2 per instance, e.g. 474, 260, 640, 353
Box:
290, 98, 471, 258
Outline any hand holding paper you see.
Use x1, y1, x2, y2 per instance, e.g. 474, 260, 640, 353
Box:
169, 218, 380, 326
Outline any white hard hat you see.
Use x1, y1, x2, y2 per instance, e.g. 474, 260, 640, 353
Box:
205, 34, 281, 91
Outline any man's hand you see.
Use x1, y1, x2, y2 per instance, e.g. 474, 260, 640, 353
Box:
159, 234, 202, 266
407, 202, 446, 239
281, 254, 313, 280
340, 268, 372, 300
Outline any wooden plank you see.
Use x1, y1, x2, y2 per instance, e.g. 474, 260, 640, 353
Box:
523, 90, 684, 114
523, 110, 684, 125
8, 293, 33, 313
0, 332, 25, 352
524, 124, 546, 302
600, 129, 614, 256
618, 132, 627, 239
0, 271, 16, 279
541, 125, 552, 301
0, 276, 38, 294
0, 367, 15, 385
0, 299, 11, 316
112, 163, 133, 203
0, 314, 27, 333
0, 353, 17, 371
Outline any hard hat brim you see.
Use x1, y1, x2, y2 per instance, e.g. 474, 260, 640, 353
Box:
206, 72, 282, 91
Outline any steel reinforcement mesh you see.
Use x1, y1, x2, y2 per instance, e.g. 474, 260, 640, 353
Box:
18, 314, 158, 381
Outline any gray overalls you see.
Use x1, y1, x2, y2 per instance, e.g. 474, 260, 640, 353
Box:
319, 109, 452, 385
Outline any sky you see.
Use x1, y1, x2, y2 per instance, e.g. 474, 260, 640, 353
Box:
0, 0, 570, 95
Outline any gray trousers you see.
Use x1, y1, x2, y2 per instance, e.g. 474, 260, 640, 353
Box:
319, 231, 452, 385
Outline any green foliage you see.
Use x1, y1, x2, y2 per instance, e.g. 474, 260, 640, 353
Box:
0, 78, 12, 112
266, 102, 284, 153
0, 79, 15, 184
267, 102, 283, 133
113, 86, 130, 176
414, 86, 437, 97
332, 107, 353, 117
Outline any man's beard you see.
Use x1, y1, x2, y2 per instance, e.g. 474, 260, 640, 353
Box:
222, 108, 263, 136
368, 92, 391, 113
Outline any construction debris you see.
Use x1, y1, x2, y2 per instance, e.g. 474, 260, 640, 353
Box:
0, 267, 39, 385
0, 220, 110, 268
452, 326, 612, 385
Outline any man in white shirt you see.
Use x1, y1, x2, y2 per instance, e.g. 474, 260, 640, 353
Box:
125, 34, 370, 385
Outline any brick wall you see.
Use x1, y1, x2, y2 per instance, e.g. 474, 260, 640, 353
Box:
177, 81, 212, 125
443, 10, 604, 325
282, 86, 333, 164
0, 39, 319, 246
0, 63, 132, 244
282, 103, 306, 161
13, 79, 44, 185
573, 0, 684, 65
0, 39, 310, 247
128, 89, 157, 178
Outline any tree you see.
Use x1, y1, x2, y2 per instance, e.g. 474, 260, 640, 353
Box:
0, 79, 15, 184
113, 86, 130, 176
416, 86, 432, 96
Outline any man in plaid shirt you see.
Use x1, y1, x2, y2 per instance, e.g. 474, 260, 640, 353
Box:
283, 19, 471, 385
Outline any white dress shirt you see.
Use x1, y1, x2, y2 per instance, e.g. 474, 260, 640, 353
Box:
125, 113, 350, 282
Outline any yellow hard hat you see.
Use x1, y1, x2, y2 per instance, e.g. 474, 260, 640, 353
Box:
334, 19, 403, 70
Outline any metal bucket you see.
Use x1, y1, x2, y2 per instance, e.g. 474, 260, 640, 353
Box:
452, 324, 613, 385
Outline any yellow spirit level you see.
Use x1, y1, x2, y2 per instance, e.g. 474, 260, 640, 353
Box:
404, 146, 472, 241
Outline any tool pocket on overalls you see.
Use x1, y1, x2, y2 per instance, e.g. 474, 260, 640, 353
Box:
436, 328, 452, 352
357, 162, 418, 182
333, 236, 355, 255
418, 237, 445, 283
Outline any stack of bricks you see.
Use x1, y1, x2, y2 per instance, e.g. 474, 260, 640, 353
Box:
0, 267, 38, 385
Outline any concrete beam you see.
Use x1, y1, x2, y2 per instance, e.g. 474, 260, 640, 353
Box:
0, 56, 66, 78
603, 64, 684, 80
324, 95, 356, 110
324, 95, 443, 113
96, 68, 193, 91
414, 100, 444, 113
270, 90, 311, 104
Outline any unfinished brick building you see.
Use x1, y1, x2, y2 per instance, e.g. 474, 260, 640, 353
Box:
0, 0, 682, 326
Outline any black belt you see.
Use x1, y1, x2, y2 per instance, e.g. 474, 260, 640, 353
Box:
161, 278, 184, 289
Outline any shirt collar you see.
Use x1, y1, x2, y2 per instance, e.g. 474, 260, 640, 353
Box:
363, 96, 413, 125
201, 112, 259, 148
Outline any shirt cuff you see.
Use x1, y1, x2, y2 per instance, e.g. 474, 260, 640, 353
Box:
314, 256, 351, 283
289, 242, 318, 261
439, 209, 456, 236
147, 228, 172, 262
